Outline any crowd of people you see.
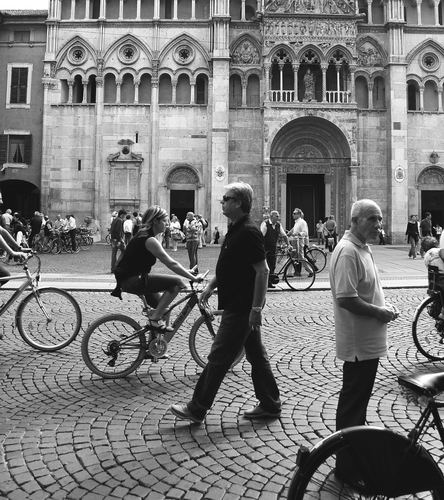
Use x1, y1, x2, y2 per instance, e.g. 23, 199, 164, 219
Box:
405, 212, 444, 259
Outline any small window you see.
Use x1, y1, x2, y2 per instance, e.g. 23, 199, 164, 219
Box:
10, 68, 29, 104
0, 135, 32, 165
14, 31, 30, 42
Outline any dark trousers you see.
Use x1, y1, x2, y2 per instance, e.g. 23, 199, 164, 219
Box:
265, 249, 276, 281
336, 358, 379, 431
189, 310, 281, 418
186, 240, 199, 269
69, 229, 77, 251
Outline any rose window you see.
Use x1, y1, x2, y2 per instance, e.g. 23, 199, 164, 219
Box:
68, 46, 86, 65
118, 44, 139, 64
174, 45, 195, 65
421, 52, 439, 72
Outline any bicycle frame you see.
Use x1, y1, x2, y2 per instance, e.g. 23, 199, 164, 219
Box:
409, 398, 444, 445
0, 256, 40, 317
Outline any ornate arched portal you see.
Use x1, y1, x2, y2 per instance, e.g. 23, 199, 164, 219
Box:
166, 165, 201, 224
0, 180, 40, 218
417, 166, 444, 226
268, 116, 352, 234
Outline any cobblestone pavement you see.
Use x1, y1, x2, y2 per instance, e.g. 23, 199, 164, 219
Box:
1, 287, 442, 499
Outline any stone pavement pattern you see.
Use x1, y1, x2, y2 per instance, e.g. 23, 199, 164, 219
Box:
1, 287, 443, 499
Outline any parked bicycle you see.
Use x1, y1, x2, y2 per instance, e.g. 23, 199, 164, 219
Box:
287, 371, 444, 498
0, 253, 82, 351
412, 265, 444, 361
81, 271, 243, 378
278, 237, 327, 274
271, 245, 316, 291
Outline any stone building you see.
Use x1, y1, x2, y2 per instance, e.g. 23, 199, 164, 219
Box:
4, 0, 444, 240
0, 10, 47, 216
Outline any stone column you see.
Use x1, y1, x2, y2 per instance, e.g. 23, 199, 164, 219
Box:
264, 63, 271, 101
191, 0, 196, 19
85, 0, 90, 18
134, 81, 139, 103
68, 80, 73, 103
172, 77, 177, 104
419, 84, 424, 111
349, 65, 356, 103
82, 80, 88, 103
137, 0, 141, 19
190, 81, 196, 104
278, 61, 284, 100
368, 80, 374, 109
367, 0, 373, 23
119, 0, 124, 19
149, 67, 159, 207
94, 76, 107, 234
434, 0, 440, 24
263, 163, 271, 212
241, 0, 246, 20
154, 0, 160, 18
100, 0, 105, 18
173, 0, 178, 19
41, 79, 56, 213
70, 0, 75, 19
116, 81, 121, 104
349, 163, 359, 204
438, 87, 443, 112
417, 0, 422, 25
292, 63, 299, 102
321, 64, 327, 102
241, 77, 247, 106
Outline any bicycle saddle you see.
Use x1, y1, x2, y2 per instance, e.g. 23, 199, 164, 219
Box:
398, 372, 444, 397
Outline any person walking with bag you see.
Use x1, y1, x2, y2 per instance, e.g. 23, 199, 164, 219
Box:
170, 182, 281, 423
110, 209, 126, 272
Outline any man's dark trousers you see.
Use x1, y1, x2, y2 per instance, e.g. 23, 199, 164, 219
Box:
336, 358, 379, 431
188, 310, 281, 418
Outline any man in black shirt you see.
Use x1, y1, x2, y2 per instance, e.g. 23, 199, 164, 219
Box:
170, 182, 281, 423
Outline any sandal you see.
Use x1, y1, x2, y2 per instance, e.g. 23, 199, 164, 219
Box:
148, 319, 174, 332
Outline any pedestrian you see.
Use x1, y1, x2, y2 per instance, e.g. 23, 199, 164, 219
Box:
323, 215, 338, 252
170, 182, 281, 423
197, 214, 208, 247
183, 212, 200, 271
405, 214, 419, 259
123, 213, 133, 246
1, 209, 13, 234
132, 211, 142, 236
66, 214, 77, 252
421, 236, 444, 321
163, 221, 171, 249
378, 225, 386, 245
29, 211, 43, 248
260, 210, 291, 288
211, 226, 220, 244
433, 223, 442, 240
329, 199, 399, 485
110, 209, 126, 272
420, 212, 433, 257
169, 214, 182, 251
316, 219, 324, 245
287, 208, 313, 275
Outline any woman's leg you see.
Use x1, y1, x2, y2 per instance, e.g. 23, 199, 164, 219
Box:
143, 274, 186, 321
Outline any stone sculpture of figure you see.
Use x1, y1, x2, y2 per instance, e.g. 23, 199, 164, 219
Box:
303, 68, 315, 102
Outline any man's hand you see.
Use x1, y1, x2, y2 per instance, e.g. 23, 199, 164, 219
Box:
12, 251, 29, 262
249, 308, 262, 328
377, 304, 400, 323
198, 286, 213, 309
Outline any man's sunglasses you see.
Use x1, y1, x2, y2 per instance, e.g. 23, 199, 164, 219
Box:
222, 196, 236, 202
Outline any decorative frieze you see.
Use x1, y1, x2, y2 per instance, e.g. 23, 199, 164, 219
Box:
265, 0, 355, 15
263, 18, 357, 47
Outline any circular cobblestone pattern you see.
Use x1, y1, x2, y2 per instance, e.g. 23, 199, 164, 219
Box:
0, 288, 442, 499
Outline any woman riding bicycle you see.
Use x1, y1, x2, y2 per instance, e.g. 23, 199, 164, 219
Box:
111, 206, 203, 331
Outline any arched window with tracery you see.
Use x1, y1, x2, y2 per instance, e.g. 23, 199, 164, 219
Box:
407, 80, 420, 110
247, 74, 260, 107
121, 74, 135, 103
159, 74, 172, 103
72, 75, 84, 103
87, 75, 96, 103
270, 49, 294, 102
229, 74, 242, 107
298, 50, 321, 103
424, 80, 438, 111
355, 76, 368, 109
373, 76, 385, 109
139, 73, 152, 103
195, 74, 208, 104
176, 74, 191, 104
326, 50, 350, 103
104, 74, 117, 103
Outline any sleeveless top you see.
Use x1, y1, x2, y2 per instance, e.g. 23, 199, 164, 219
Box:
114, 230, 156, 281
263, 220, 280, 250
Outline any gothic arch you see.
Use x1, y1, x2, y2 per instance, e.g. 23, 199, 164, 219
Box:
296, 44, 324, 64
325, 45, 355, 64
417, 166, 444, 186
356, 35, 388, 65
230, 34, 261, 66
55, 36, 98, 73
406, 39, 444, 65
158, 33, 210, 68
266, 44, 298, 64
103, 34, 153, 66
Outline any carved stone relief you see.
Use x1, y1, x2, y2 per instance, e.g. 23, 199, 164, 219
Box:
264, 18, 357, 47
167, 167, 199, 185
357, 41, 384, 67
232, 40, 260, 65
418, 167, 444, 185
265, 0, 355, 15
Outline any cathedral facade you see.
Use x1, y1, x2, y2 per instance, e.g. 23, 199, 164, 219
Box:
8, 0, 444, 239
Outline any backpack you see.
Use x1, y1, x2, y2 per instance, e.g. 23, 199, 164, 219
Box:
110, 217, 123, 239
201, 218, 208, 230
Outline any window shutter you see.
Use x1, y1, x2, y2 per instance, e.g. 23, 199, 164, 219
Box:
0, 136, 8, 165
10, 68, 19, 103
18, 68, 28, 104
24, 135, 32, 164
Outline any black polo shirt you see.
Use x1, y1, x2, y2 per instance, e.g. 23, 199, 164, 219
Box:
216, 215, 265, 312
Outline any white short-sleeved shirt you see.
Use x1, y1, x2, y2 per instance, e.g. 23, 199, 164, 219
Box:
329, 230, 387, 362
424, 248, 444, 273
440, 232, 444, 249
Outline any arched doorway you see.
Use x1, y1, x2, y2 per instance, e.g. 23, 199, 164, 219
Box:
269, 116, 351, 235
418, 166, 444, 227
0, 180, 39, 218
167, 166, 199, 225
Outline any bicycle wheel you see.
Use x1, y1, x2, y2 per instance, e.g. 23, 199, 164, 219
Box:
189, 311, 244, 369
287, 426, 444, 499
82, 314, 146, 378
50, 239, 61, 254
284, 259, 315, 291
16, 288, 82, 352
306, 248, 327, 273
412, 295, 444, 361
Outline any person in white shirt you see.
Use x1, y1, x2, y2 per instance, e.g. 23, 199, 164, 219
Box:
287, 208, 312, 274
66, 214, 77, 252
123, 214, 133, 246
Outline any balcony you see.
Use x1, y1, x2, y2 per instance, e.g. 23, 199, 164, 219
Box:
267, 90, 352, 105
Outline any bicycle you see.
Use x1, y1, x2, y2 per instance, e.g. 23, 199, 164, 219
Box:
0, 253, 82, 351
272, 245, 316, 291
81, 271, 244, 378
412, 265, 444, 361
287, 370, 444, 498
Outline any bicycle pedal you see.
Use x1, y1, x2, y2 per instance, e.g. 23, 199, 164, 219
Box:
107, 359, 116, 367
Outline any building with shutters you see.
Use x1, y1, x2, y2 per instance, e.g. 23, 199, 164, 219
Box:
2, 0, 444, 241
